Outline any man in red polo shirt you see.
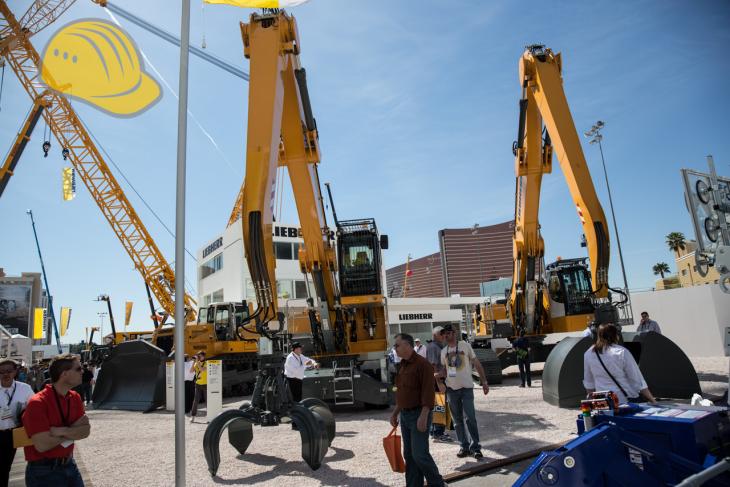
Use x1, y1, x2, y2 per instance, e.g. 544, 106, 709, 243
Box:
22, 353, 90, 487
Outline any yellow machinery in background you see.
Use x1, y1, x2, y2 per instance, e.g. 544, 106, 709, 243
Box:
473, 45, 699, 406
235, 9, 391, 406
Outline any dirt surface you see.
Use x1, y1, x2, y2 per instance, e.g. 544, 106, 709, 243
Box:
24, 356, 726, 487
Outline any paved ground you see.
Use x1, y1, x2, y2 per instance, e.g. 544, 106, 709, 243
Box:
8, 356, 729, 486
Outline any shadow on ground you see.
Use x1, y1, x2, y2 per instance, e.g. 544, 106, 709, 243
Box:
213, 446, 387, 486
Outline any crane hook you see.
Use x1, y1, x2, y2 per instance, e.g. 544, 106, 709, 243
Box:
42, 141, 51, 157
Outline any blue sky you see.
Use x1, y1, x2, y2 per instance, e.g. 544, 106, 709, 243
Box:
1, 0, 728, 344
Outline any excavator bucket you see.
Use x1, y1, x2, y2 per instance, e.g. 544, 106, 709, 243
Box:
543, 333, 701, 408
203, 401, 335, 477
92, 340, 166, 412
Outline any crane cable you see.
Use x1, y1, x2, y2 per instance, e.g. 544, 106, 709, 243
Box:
0, 62, 5, 111
81, 117, 199, 296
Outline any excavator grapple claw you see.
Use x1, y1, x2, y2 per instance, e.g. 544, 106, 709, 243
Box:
203, 401, 335, 477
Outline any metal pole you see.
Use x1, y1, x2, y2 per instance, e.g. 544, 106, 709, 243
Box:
596, 140, 630, 294
174, 1, 191, 485
26, 210, 62, 353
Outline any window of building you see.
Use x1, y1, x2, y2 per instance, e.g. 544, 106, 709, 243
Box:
693, 265, 697, 272
681, 269, 687, 276
274, 242, 293, 260
295, 280, 309, 299
292, 242, 301, 260
277, 279, 293, 299
212, 289, 224, 303
200, 253, 223, 279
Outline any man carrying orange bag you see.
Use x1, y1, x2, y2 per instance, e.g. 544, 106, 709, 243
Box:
389, 333, 444, 487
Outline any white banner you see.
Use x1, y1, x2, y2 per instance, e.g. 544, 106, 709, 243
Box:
206, 360, 223, 420
165, 362, 175, 411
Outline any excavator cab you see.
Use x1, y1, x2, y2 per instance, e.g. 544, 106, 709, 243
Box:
545, 258, 595, 330
336, 218, 387, 297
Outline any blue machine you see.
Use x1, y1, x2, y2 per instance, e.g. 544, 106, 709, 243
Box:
515, 404, 730, 486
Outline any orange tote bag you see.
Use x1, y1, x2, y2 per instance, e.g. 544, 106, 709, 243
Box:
383, 425, 406, 473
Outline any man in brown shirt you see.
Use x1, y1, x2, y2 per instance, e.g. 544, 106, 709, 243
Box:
389, 333, 444, 487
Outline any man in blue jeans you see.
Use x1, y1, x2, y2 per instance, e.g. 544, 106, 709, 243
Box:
440, 324, 489, 459
390, 333, 444, 487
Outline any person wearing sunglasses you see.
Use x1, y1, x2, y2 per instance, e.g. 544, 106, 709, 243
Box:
22, 353, 90, 487
0, 358, 34, 487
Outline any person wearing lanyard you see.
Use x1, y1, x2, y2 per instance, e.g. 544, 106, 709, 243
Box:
22, 353, 90, 487
0, 359, 34, 487
284, 342, 318, 403
440, 324, 489, 459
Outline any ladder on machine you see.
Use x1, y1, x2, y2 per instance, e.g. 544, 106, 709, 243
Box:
332, 360, 355, 405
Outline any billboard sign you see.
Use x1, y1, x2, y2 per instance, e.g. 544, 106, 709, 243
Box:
0, 283, 32, 337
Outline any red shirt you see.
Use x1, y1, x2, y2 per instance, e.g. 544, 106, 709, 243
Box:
22, 384, 85, 461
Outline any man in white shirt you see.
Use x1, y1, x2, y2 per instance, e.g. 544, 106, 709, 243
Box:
0, 358, 34, 486
440, 325, 489, 459
414, 338, 428, 358
284, 342, 318, 403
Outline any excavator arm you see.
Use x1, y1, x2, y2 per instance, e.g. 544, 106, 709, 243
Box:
238, 10, 387, 356
238, 10, 339, 340
510, 45, 610, 334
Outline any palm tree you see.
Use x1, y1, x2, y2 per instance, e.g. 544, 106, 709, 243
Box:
666, 232, 686, 256
653, 262, 670, 279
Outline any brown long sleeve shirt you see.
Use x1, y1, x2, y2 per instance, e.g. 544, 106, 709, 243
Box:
395, 351, 435, 409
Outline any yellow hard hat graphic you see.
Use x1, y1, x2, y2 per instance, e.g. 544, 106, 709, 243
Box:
41, 19, 161, 116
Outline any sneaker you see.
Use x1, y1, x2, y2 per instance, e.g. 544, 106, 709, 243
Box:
457, 448, 469, 458
519, 384, 525, 388
434, 434, 453, 443
472, 450, 483, 459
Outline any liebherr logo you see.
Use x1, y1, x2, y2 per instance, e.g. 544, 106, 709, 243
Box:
398, 313, 433, 321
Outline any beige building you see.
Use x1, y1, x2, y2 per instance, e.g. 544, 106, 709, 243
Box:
656, 240, 721, 290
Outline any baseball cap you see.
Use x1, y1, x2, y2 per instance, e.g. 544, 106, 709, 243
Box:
415, 338, 421, 342
291, 342, 302, 350
432, 326, 444, 335
441, 324, 455, 333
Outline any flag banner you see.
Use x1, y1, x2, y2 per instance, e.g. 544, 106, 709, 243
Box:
62, 167, 76, 201
204, 0, 309, 8
33, 307, 45, 339
125, 301, 133, 328
60, 307, 72, 336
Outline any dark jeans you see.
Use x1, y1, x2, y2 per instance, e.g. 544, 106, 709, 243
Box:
184, 380, 194, 413
25, 459, 84, 487
0, 429, 15, 487
446, 387, 481, 452
518, 357, 531, 386
287, 377, 303, 402
80, 383, 92, 404
400, 409, 444, 487
191, 383, 207, 417
430, 422, 445, 437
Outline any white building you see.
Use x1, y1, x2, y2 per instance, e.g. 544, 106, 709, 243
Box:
197, 220, 315, 307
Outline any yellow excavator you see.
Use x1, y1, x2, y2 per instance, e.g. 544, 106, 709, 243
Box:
233, 8, 391, 406
474, 45, 699, 406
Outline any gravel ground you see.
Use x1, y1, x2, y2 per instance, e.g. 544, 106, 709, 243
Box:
55, 356, 729, 486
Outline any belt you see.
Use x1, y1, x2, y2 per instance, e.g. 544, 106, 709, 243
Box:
28, 457, 74, 467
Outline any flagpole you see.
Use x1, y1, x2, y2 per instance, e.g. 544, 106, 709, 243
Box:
174, 0, 191, 485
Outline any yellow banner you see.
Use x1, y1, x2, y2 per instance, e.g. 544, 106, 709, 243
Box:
204, 0, 309, 8
60, 307, 71, 336
125, 301, 133, 329
33, 308, 45, 339
62, 167, 76, 201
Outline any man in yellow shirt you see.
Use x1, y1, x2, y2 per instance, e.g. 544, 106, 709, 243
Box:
190, 352, 208, 422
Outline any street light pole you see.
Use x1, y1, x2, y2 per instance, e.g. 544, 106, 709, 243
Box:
584, 121, 630, 295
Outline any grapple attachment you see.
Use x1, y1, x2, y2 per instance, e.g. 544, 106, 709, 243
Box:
203, 399, 336, 477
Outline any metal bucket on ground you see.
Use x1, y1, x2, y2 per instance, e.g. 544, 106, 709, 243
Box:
542, 332, 700, 408
92, 340, 166, 412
